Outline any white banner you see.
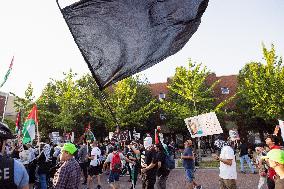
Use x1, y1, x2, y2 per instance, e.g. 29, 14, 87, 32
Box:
278, 120, 284, 142
184, 112, 223, 138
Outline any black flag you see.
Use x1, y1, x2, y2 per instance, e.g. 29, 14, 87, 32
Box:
58, 0, 209, 90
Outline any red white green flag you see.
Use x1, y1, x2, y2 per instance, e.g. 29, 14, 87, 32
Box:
15, 111, 21, 135
0, 56, 14, 88
22, 105, 38, 144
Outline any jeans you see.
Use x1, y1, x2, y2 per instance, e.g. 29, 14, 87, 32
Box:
240, 154, 255, 173
39, 173, 47, 189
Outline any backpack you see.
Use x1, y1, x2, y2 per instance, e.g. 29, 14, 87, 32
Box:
163, 146, 175, 170
111, 152, 122, 172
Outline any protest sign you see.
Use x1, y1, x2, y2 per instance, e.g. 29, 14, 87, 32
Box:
184, 112, 223, 138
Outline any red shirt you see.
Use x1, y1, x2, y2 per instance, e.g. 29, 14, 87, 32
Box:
268, 145, 281, 180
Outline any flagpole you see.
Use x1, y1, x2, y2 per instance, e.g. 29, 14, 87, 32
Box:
35, 105, 40, 155
1, 92, 9, 122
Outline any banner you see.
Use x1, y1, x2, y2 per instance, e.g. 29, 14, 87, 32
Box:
58, 0, 209, 90
278, 120, 284, 142
184, 112, 223, 138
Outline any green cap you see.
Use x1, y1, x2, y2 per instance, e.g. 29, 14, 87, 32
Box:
62, 143, 77, 155
262, 149, 284, 164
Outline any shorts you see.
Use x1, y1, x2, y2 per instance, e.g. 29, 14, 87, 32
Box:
108, 171, 120, 183
185, 169, 195, 183
219, 178, 237, 189
88, 165, 102, 176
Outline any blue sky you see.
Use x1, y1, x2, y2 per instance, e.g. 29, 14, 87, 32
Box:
0, 0, 283, 98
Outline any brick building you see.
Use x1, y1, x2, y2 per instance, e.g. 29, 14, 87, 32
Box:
0, 92, 17, 121
147, 73, 238, 135
148, 73, 238, 110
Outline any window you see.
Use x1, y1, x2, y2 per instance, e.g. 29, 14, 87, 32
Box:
159, 93, 166, 100
221, 87, 229, 94
160, 113, 166, 120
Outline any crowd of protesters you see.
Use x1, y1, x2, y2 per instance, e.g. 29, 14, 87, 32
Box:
1, 122, 284, 189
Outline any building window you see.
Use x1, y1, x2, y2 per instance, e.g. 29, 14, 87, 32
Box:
159, 93, 166, 100
221, 87, 230, 94
160, 113, 166, 120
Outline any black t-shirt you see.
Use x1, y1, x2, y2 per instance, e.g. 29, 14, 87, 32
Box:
239, 143, 248, 157
275, 178, 284, 189
141, 149, 158, 177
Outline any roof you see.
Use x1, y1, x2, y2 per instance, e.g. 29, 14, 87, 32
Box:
148, 83, 169, 98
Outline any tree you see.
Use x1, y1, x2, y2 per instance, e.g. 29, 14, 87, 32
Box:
162, 60, 220, 132
36, 70, 82, 136
238, 44, 284, 120
95, 76, 159, 131
13, 82, 35, 114
237, 44, 283, 138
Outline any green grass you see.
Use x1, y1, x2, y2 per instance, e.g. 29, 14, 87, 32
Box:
176, 159, 242, 168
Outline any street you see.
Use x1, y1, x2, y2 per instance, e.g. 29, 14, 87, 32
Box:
80, 168, 259, 189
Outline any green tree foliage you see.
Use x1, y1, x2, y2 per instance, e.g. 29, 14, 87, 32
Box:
30, 72, 158, 137
238, 44, 284, 120
13, 82, 35, 115
97, 76, 159, 131
36, 70, 82, 136
162, 60, 220, 132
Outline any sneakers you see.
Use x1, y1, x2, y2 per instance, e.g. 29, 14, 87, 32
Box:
97, 185, 102, 189
194, 185, 203, 189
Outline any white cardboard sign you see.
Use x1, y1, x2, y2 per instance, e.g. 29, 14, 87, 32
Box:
184, 112, 223, 138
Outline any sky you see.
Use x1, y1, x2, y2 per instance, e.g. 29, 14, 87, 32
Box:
0, 0, 283, 98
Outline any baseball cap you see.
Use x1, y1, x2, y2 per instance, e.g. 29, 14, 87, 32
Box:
62, 143, 77, 155
262, 149, 284, 164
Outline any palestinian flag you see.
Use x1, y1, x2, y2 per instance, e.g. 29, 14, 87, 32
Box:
0, 56, 14, 88
15, 111, 21, 135
22, 105, 38, 144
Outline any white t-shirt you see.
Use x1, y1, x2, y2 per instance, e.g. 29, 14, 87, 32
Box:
90, 147, 101, 166
219, 146, 237, 179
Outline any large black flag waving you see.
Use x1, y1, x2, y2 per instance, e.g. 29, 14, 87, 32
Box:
58, 0, 209, 90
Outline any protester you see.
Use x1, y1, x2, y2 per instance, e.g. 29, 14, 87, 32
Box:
78, 142, 89, 185
104, 145, 134, 189
212, 137, 237, 189
0, 122, 29, 189
156, 143, 170, 189
255, 145, 268, 189
181, 139, 202, 189
127, 141, 141, 189
239, 139, 255, 174
87, 141, 103, 189
265, 134, 281, 189
52, 143, 81, 189
140, 136, 158, 189
262, 149, 284, 189
37, 143, 52, 189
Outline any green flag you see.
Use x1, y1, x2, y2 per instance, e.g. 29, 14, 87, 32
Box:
0, 56, 14, 88
22, 105, 38, 144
